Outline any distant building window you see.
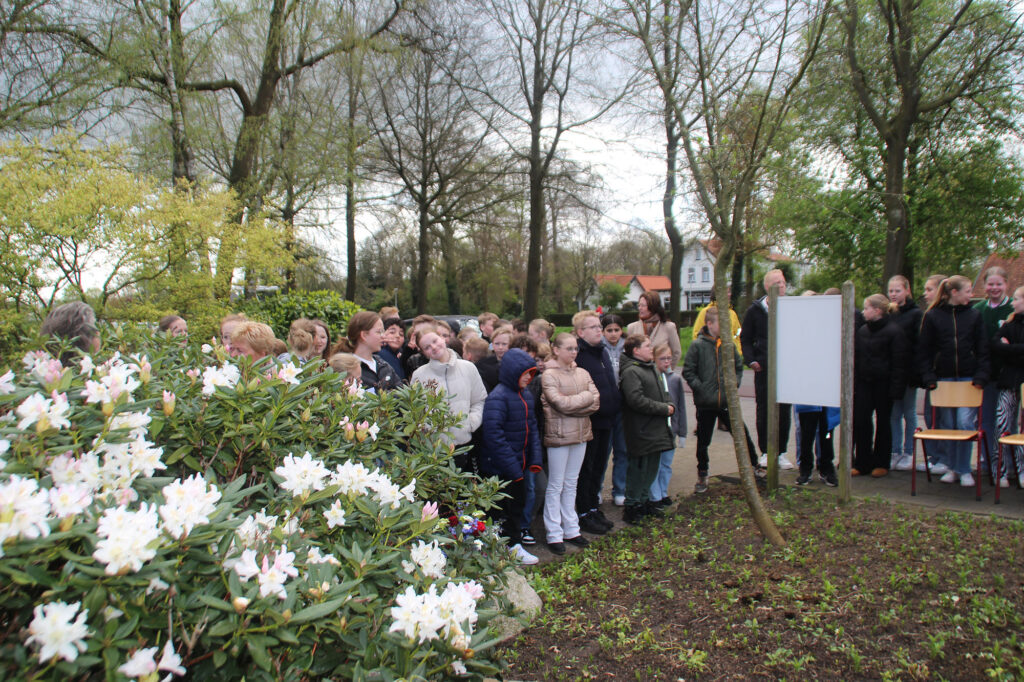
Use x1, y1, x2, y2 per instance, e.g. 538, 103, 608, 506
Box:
702, 267, 710, 282
696, 249, 702, 261
687, 267, 696, 283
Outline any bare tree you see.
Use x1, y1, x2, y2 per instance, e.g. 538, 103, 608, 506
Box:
464, 0, 626, 320
612, 0, 831, 546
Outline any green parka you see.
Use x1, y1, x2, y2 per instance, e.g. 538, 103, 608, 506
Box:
682, 328, 744, 410
619, 353, 674, 458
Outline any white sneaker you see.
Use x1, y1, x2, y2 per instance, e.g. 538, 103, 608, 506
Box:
919, 460, 948, 475
894, 455, 913, 471
940, 471, 958, 484
758, 453, 768, 467
999, 476, 1010, 488
1019, 474, 1024, 489
512, 544, 539, 565
959, 472, 975, 487
778, 454, 795, 470
613, 494, 625, 507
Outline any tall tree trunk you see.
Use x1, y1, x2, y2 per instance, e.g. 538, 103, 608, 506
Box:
664, 112, 683, 322
414, 200, 430, 314
714, 238, 786, 548
441, 221, 460, 313
525, 134, 545, 320
882, 136, 910, 286
344, 57, 359, 302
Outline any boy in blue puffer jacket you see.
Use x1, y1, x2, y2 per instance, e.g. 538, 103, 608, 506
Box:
481, 348, 544, 565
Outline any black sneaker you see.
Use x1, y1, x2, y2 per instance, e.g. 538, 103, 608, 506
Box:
547, 542, 566, 555
654, 496, 672, 508
642, 501, 665, 518
821, 472, 838, 487
565, 535, 590, 547
796, 474, 811, 486
579, 513, 609, 535
695, 477, 709, 494
592, 508, 615, 531
520, 531, 536, 546
623, 505, 644, 525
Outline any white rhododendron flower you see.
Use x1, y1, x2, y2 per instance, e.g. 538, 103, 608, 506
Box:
258, 547, 299, 599
276, 362, 302, 385
201, 343, 213, 353
31, 358, 66, 387
79, 355, 95, 376
330, 460, 374, 496
16, 392, 71, 431
22, 350, 49, 370
160, 474, 221, 539
25, 601, 89, 663
233, 548, 260, 581
323, 500, 346, 528
0, 369, 15, 394
389, 585, 447, 644
0, 475, 52, 551
306, 546, 340, 565
109, 409, 152, 439
201, 363, 240, 396
405, 540, 446, 579
49, 452, 101, 492
48, 484, 93, 518
367, 471, 403, 509
126, 435, 165, 477
118, 646, 158, 677
92, 503, 161, 574
274, 452, 329, 497
158, 640, 186, 677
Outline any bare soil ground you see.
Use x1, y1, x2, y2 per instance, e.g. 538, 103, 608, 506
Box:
500, 484, 1024, 681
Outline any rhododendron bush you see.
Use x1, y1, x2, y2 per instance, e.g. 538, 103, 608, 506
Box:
0, 325, 516, 680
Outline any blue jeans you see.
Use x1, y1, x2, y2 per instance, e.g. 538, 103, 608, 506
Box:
923, 388, 949, 465
934, 378, 977, 475
520, 469, 536, 531
890, 386, 917, 457
649, 448, 675, 501
609, 413, 628, 498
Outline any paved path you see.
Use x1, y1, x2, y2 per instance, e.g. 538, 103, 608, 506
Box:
523, 377, 1024, 564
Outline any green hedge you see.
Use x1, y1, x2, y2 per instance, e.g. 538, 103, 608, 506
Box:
240, 291, 363, 341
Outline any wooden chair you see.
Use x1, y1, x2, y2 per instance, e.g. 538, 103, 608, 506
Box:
912, 381, 988, 501
995, 385, 1024, 505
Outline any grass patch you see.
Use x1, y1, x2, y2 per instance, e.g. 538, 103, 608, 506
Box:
501, 485, 1024, 680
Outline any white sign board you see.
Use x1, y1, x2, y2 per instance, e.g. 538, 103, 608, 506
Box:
775, 295, 842, 407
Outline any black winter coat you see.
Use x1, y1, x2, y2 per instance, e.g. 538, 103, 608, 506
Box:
917, 304, 990, 388
890, 300, 923, 387
855, 317, 909, 399
575, 338, 621, 428
619, 354, 674, 458
360, 353, 402, 391
740, 299, 769, 369
475, 355, 500, 393
992, 314, 1024, 391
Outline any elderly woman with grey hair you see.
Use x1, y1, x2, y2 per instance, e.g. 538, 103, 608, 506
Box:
40, 301, 100, 355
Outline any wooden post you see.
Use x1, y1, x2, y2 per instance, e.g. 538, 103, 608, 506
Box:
838, 281, 855, 503
767, 283, 779, 492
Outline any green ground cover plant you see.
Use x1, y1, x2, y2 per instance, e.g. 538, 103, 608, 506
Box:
505, 486, 1024, 680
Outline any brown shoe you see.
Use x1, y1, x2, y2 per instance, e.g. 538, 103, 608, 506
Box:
871, 468, 889, 478
850, 468, 861, 476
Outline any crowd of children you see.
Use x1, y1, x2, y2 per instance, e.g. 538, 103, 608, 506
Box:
37, 266, 1024, 566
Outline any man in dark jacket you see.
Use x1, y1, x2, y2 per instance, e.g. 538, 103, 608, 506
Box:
480, 348, 543, 564
740, 269, 793, 470
572, 310, 622, 535
683, 307, 759, 491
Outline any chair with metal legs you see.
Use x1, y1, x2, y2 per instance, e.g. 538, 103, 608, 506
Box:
912, 381, 988, 501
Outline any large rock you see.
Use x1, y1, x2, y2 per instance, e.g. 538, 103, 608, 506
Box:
489, 569, 542, 643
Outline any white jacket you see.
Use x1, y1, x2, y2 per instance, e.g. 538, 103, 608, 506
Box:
411, 353, 487, 445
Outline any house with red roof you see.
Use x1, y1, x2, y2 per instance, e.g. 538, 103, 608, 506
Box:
587, 274, 673, 310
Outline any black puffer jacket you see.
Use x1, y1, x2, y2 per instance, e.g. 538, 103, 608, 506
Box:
855, 317, 909, 398
360, 353, 402, 391
740, 299, 769, 369
890, 299, 923, 387
619, 354, 673, 458
992, 314, 1024, 391
576, 338, 621, 428
917, 304, 990, 388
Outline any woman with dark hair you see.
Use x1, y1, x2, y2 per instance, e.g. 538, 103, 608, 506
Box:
41, 301, 100, 355
332, 311, 401, 391
310, 319, 331, 362
626, 291, 681, 368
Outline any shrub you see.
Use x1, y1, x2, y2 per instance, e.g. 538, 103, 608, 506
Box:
240, 291, 363, 341
0, 325, 517, 680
